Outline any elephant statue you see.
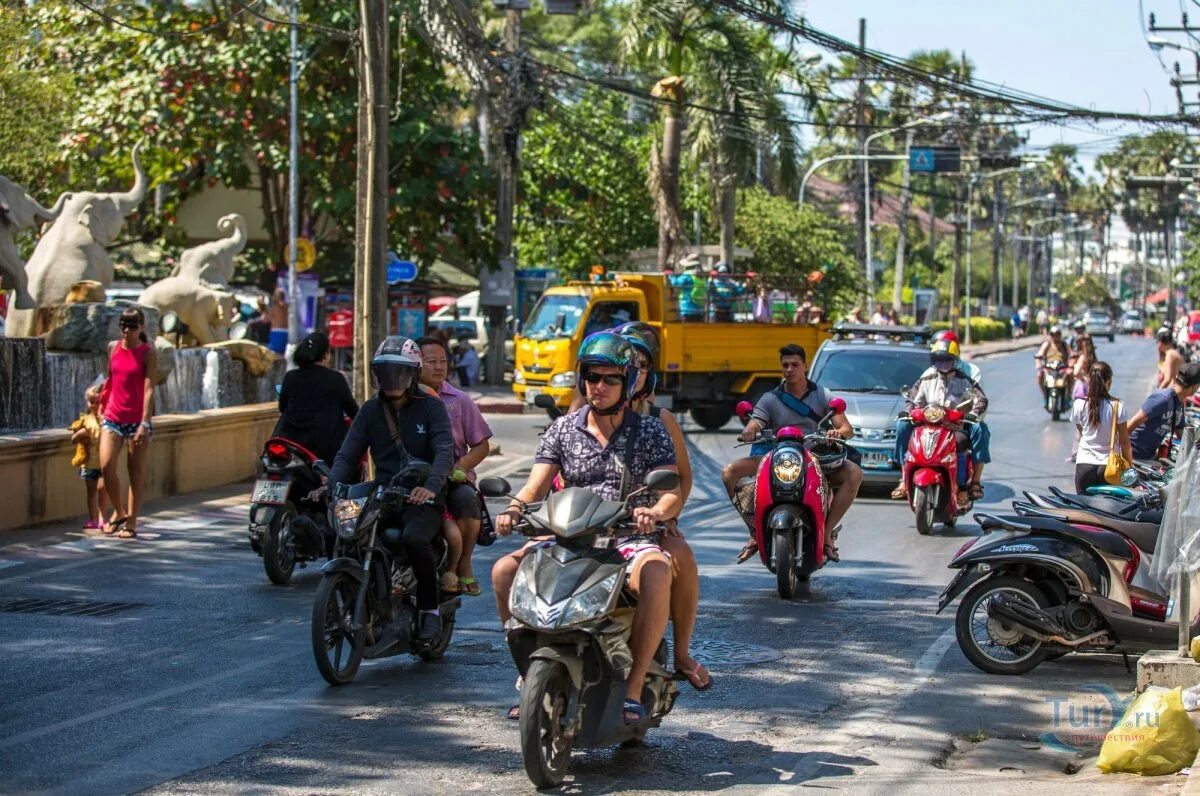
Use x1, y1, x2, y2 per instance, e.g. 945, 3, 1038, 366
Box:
0, 177, 70, 309
170, 213, 247, 287
6, 144, 148, 337
137, 277, 239, 346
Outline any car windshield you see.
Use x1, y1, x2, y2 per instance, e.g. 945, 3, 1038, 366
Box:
810, 348, 930, 392
1124, 311, 1140, 319
428, 319, 475, 340
523, 295, 587, 339
1085, 313, 1107, 321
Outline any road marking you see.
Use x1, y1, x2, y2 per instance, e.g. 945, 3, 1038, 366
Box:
0, 559, 22, 571
0, 645, 304, 751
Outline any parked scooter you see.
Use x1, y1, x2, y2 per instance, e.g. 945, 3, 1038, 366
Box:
249, 437, 333, 585
900, 399, 978, 535
310, 462, 460, 686
938, 471, 1187, 675
479, 470, 681, 788
1039, 358, 1071, 421
733, 397, 848, 598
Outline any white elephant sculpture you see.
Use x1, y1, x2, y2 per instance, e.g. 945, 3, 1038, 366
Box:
0, 177, 70, 309
170, 213, 246, 287
6, 144, 148, 337
137, 277, 239, 346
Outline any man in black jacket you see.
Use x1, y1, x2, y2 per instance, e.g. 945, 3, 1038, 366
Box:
329, 336, 455, 641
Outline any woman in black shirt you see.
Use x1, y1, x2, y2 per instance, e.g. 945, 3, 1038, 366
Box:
273, 333, 359, 463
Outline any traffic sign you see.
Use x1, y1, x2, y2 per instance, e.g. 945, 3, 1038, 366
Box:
386, 251, 418, 283
294, 238, 316, 272
909, 146, 960, 174
910, 147, 935, 172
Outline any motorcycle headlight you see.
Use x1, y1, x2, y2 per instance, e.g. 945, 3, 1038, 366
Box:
772, 450, 803, 485
514, 370, 526, 384
560, 572, 621, 626
550, 372, 577, 388
334, 497, 367, 540
509, 565, 539, 626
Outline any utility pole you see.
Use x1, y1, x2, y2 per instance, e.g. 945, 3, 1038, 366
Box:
483, 7, 524, 388
892, 128, 914, 315
990, 183, 1003, 309
949, 181, 965, 333
352, 0, 389, 400
853, 18, 868, 302
287, 0, 301, 350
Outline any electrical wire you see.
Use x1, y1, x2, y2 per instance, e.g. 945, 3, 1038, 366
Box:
67, 0, 264, 38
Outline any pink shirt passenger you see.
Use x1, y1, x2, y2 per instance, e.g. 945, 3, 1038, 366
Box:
436, 380, 493, 479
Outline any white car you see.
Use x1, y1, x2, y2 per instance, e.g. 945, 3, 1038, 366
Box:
427, 316, 514, 367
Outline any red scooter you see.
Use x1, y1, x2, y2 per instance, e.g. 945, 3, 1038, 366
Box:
902, 402, 976, 535
734, 397, 848, 598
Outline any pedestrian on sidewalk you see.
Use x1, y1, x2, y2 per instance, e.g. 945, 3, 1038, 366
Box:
456, 340, 479, 386
69, 383, 111, 530
1070, 361, 1131, 493
1036, 307, 1048, 336
267, 289, 288, 355
99, 307, 157, 539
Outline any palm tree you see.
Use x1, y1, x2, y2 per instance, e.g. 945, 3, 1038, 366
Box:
619, 0, 793, 270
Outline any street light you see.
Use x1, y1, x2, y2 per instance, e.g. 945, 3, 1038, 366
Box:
1010, 192, 1057, 209
1147, 34, 1186, 52
863, 111, 955, 315
797, 153, 908, 206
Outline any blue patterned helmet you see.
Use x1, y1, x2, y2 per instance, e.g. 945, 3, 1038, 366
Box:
576, 331, 638, 402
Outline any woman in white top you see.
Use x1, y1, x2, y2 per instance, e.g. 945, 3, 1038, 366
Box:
1070, 361, 1132, 493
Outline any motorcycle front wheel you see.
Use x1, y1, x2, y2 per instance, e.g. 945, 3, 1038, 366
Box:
774, 529, 798, 598
262, 502, 298, 585
520, 659, 574, 788
311, 572, 365, 685
913, 487, 936, 536
1051, 390, 1062, 422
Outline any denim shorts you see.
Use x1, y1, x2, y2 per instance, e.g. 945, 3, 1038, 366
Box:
101, 420, 140, 438
79, 467, 101, 481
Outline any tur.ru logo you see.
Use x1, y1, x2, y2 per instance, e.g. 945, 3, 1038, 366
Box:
1040, 684, 1133, 752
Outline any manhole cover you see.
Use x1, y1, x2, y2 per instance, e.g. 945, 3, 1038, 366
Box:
674, 639, 782, 668
0, 597, 145, 618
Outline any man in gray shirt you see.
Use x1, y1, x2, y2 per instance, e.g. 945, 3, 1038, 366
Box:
723, 344, 862, 563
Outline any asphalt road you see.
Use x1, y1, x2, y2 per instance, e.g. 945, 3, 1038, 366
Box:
0, 335, 1177, 795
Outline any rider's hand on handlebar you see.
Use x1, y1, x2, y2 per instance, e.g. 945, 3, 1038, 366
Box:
407, 486, 436, 505
632, 506, 665, 534
825, 427, 849, 440
306, 485, 327, 502
739, 429, 757, 443
495, 508, 521, 536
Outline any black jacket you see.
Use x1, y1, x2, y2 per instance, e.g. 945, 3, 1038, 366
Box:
273, 366, 359, 464
329, 393, 455, 496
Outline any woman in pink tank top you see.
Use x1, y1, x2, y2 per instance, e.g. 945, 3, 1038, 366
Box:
100, 307, 157, 539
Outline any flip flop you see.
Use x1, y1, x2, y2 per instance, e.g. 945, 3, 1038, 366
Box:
117, 527, 137, 539
968, 483, 985, 500
622, 699, 645, 725
672, 660, 713, 691
506, 705, 520, 721
459, 577, 481, 597
735, 540, 758, 564
102, 516, 127, 536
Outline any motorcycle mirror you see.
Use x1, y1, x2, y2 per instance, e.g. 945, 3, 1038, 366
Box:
735, 400, 754, 422
1120, 468, 1139, 488
644, 469, 680, 492
478, 477, 512, 498
533, 393, 557, 411
828, 397, 847, 414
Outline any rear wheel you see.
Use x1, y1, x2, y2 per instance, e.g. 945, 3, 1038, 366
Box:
774, 529, 798, 599
690, 406, 733, 431
519, 659, 574, 788
913, 487, 936, 536
955, 575, 1050, 675
1050, 391, 1062, 422
262, 502, 297, 585
311, 572, 365, 685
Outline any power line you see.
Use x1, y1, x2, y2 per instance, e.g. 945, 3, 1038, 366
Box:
67, 0, 263, 38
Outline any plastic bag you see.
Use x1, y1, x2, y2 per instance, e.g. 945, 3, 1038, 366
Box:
1098, 687, 1200, 775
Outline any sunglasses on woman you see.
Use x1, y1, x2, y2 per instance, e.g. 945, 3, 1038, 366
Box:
120, 322, 140, 330
584, 372, 624, 386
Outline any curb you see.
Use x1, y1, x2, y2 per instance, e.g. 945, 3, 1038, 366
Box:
963, 337, 1043, 361
476, 400, 526, 415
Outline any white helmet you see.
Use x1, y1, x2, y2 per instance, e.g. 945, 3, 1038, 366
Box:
371, 336, 422, 394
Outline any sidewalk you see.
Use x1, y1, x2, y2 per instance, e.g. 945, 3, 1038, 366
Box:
464, 385, 525, 414
962, 334, 1043, 360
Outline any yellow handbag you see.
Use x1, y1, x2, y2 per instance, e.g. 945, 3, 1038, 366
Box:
1103, 400, 1129, 485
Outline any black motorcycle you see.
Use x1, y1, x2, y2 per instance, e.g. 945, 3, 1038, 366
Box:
310, 462, 459, 686
479, 470, 681, 788
249, 437, 334, 585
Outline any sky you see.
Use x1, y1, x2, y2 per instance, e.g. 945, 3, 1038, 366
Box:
799, 0, 1189, 172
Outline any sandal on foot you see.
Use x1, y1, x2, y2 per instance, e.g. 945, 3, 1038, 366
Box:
459, 576, 481, 597
968, 483, 984, 501
735, 540, 758, 564
439, 571, 461, 594
103, 516, 127, 536
890, 484, 907, 500
672, 660, 713, 691
622, 699, 645, 725
823, 526, 841, 562
506, 704, 520, 721
117, 526, 137, 539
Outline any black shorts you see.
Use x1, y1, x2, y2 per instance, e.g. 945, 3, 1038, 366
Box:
446, 482, 482, 521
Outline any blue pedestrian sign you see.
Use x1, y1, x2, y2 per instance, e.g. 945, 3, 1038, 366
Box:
910, 147, 935, 172
386, 251, 418, 284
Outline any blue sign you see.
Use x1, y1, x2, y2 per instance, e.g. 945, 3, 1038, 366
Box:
386, 251, 418, 284
910, 147, 935, 173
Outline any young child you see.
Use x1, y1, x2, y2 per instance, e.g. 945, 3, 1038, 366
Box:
69, 385, 110, 530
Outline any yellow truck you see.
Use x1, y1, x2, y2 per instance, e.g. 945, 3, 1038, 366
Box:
512, 273, 831, 430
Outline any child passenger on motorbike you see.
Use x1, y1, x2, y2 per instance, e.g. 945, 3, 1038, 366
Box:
904, 339, 990, 508
493, 331, 683, 725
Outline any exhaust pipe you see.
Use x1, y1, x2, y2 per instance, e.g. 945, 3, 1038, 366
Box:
989, 595, 1110, 648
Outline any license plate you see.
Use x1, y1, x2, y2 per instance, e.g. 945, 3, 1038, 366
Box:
862, 452, 892, 470
252, 479, 290, 505
525, 388, 541, 404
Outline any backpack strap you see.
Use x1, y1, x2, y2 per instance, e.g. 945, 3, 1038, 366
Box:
771, 385, 821, 422
380, 401, 410, 465
619, 411, 640, 500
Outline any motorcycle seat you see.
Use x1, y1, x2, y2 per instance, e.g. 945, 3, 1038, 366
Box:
980, 513, 1138, 560
1047, 487, 1153, 519
1035, 507, 1159, 555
